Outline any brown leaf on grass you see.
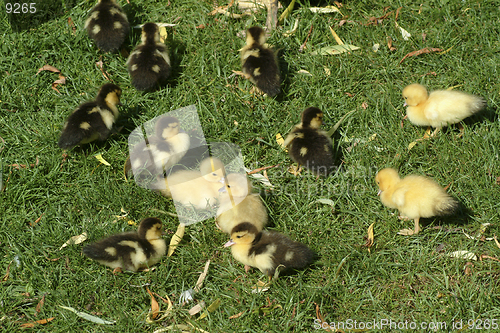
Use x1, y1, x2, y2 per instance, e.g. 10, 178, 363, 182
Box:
313, 302, 334, 332
443, 182, 452, 191
366, 9, 393, 26
464, 262, 473, 276
189, 301, 206, 316
2, 261, 10, 282
52, 74, 67, 93
496, 177, 500, 185
19, 317, 55, 328
35, 294, 46, 316
361, 101, 368, 109
95, 58, 111, 81
299, 24, 313, 53
8, 156, 39, 170
30, 213, 44, 227
399, 47, 443, 64
387, 36, 396, 51
229, 311, 245, 319
479, 254, 500, 263
36, 65, 60, 75
67, 17, 76, 35
146, 287, 160, 320
395, 6, 402, 21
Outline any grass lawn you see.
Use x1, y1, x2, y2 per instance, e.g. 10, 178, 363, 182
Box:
1, 0, 499, 331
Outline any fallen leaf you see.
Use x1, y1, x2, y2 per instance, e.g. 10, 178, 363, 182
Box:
245, 167, 275, 188
194, 260, 211, 292
168, 223, 185, 256
329, 26, 343, 45
29, 213, 44, 227
67, 17, 76, 35
251, 279, 271, 293
229, 311, 245, 319
287, 164, 302, 176
448, 250, 477, 261
313, 198, 336, 207
146, 287, 160, 320
323, 66, 331, 76
365, 222, 375, 253
464, 262, 473, 276
95, 58, 111, 80
35, 294, 46, 316
309, 6, 342, 15
297, 69, 312, 76
59, 305, 115, 324
311, 44, 360, 55
282, 18, 299, 37
361, 101, 368, 109
395, 22, 411, 40
19, 317, 55, 328
2, 261, 11, 282
94, 153, 111, 166
299, 24, 313, 53
198, 298, 221, 320
36, 65, 60, 75
494, 236, 500, 249
59, 232, 88, 250
372, 43, 380, 52
278, 0, 295, 24
480, 254, 500, 263
408, 141, 417, 150
387, 36, 396, 51
399, 47, 443, 64
189, 301, 205, 316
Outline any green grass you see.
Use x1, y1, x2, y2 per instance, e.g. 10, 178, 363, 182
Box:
1, 0, 500, 331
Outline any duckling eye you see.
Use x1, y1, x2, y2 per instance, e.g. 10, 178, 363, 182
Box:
236, 235, 242, 238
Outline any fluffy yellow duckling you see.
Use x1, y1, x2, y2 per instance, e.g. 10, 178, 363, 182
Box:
375, 168, 459, 235
128, 116, 190, 177
241, 26, 280, 97
284, 107, 334, 177
58, 83, 122, 150
216, 173, 268, 234
224, 222, 314, 277
158, 157, 226, 209
84, 0, 129, 52
126, 22, 171, 91
402, 83, 486, 136
82, 217, 166, 272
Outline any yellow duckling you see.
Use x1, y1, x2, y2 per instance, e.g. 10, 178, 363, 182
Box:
127, 116, 190, 177
284, 107, 334, 176
126, 22, 171, 91
402, 83, 486, 136
216, 173, 268, 234
375, 168, 459, 235
82, 217, 166, 272
58, 83, 122, 150
224, 222, 314, 277
158, 157, 226, 209
84, 0, 129, 52
241, 26, 280, 97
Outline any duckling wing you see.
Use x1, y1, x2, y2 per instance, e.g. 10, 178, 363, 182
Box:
58, 102, 112, 149
127, 44, 170, 90
242, 47, 280, 97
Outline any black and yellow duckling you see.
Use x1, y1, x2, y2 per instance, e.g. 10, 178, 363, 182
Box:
241, 26, 280, 97
216, 173, 268, 234
283, 107, 334, 177
224, 222, 314, 277
58, 83, 122, 150
82, 217, 166, 272
126, 22, 171, 91
127, 116, 190, 178
84, 0, 129, 52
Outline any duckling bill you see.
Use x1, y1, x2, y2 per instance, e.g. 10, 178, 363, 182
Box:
58, 83, 122, 150
82, 217, 166, 272
84, 0, 129, 52
126, 22, 171, 91
224, 222, 314, 277
241, 26, 280, 97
